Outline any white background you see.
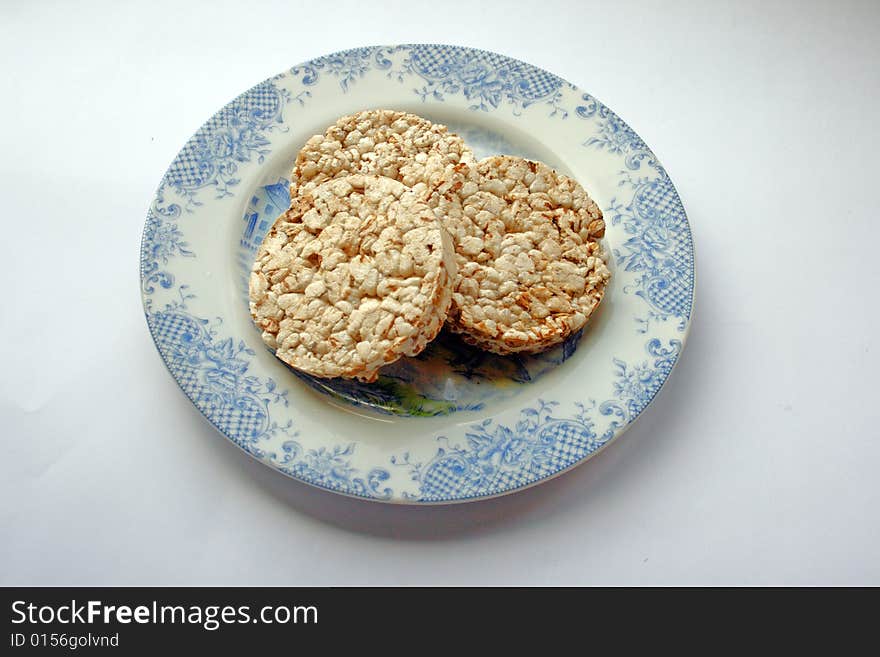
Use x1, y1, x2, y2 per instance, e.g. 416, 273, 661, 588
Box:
1, 0, 878, 585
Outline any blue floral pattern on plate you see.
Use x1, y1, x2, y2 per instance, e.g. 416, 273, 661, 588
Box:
140, 44, 694, 503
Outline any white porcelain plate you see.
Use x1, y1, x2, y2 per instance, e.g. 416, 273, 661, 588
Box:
140, 45, 695, 503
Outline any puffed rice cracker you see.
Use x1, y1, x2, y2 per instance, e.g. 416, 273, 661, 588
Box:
434, 155, 611, 355
290, 109, 473, 199
250, 174, 456, 382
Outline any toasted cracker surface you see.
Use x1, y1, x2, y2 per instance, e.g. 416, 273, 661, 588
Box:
290, 109, 473, 200
433, 155, 611, 354
250, 174, 456, 381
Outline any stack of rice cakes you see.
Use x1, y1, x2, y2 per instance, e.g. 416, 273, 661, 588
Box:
249, 110, 611, 383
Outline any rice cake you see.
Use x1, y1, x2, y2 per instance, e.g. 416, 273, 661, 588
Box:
435, 155, 611, 355
290, 109, 473, 199
250, 174, 457, 382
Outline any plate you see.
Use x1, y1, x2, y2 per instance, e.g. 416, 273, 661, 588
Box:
140, 44, 695, 503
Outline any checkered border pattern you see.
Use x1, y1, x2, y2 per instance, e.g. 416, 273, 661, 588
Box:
196, 391, 266, 442
635, 178, 695, 317
420, 457, 470, 500
151, 310, 268, 442
170, 367, 200, 397
510, 66, 563, 100
150, 310, 202, 349
409, 44, 463, 78
164, 81, 282, 191
408, 44, 563, 100
210, 81, 281, 125
165, 144, 214, 190
540, 421, 600, 473
418, 421, 601, 501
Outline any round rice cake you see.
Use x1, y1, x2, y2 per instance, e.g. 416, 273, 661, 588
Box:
290, 109, 473, 199
437, 155, 611, 355
249, 174, 457, 382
